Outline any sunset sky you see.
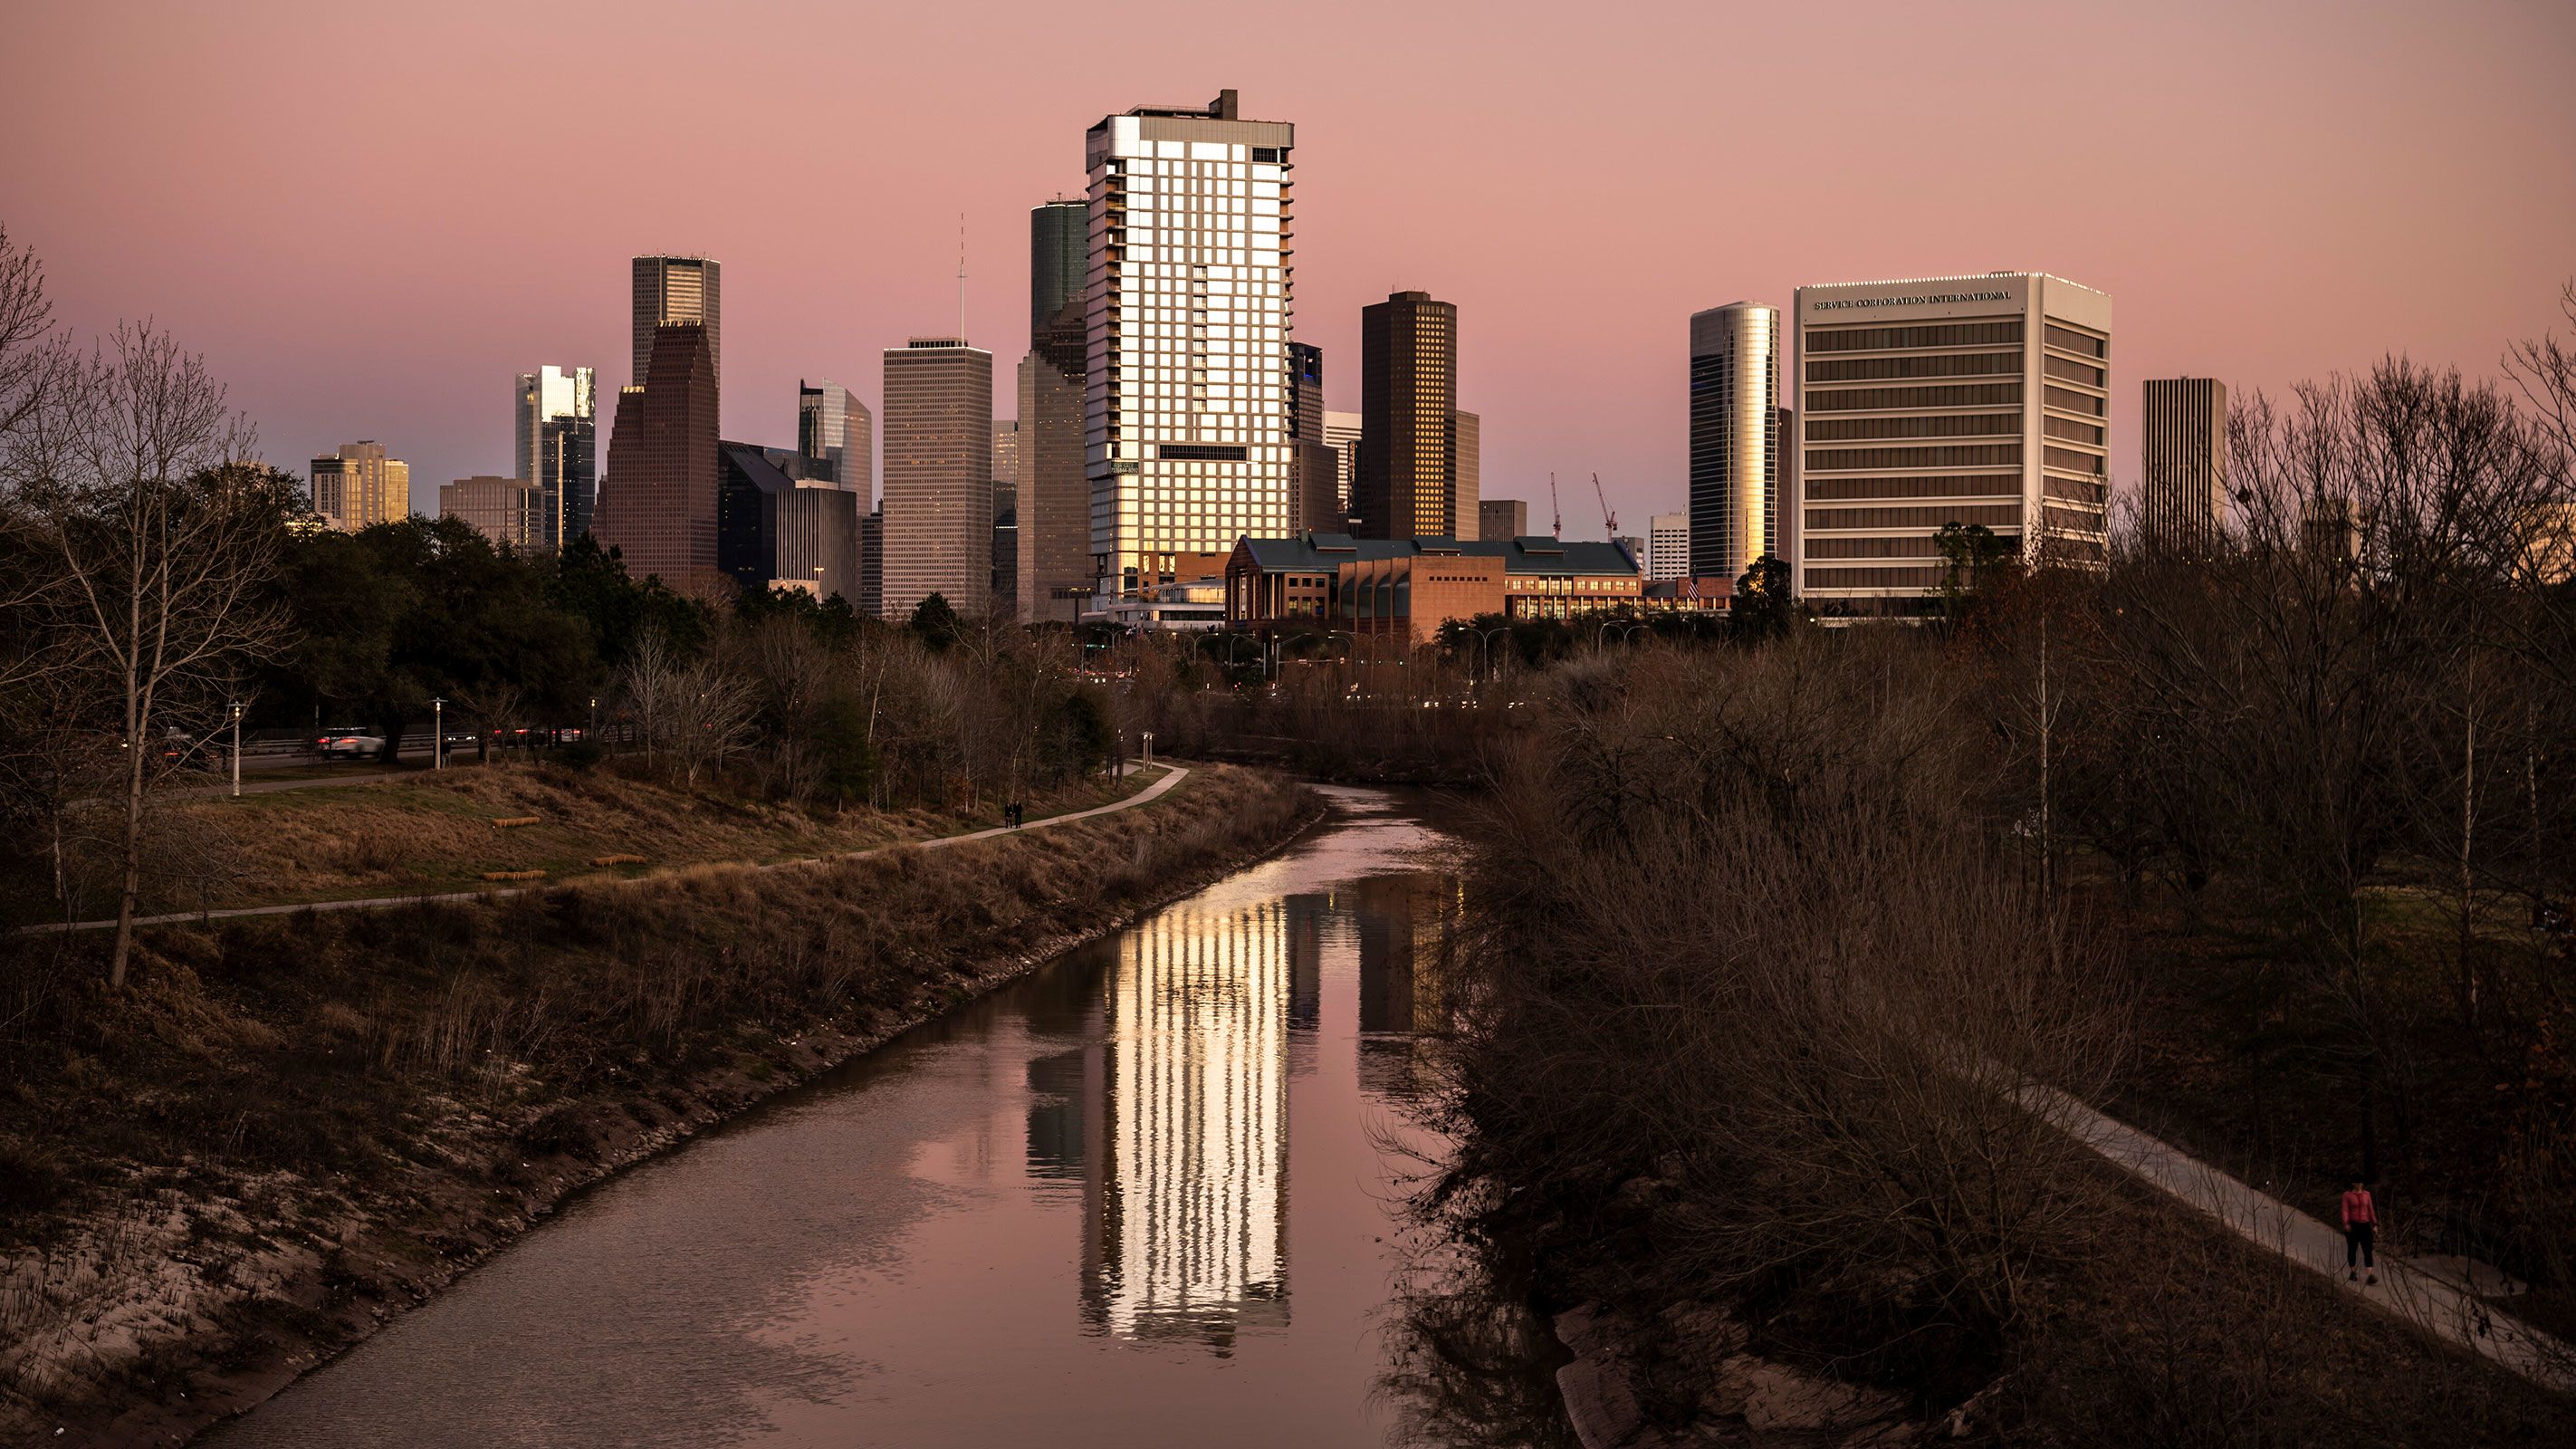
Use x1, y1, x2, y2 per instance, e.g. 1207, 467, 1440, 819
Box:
5, 0, 2571, 533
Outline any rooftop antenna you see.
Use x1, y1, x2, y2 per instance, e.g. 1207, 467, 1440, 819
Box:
956, 213, 967, 342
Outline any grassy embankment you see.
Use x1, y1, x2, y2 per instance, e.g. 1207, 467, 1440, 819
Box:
33, 758, 1157, 919
0, 760, 1317, 1447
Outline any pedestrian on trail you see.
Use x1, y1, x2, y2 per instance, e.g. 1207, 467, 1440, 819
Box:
2341, 1179, 2379, 1285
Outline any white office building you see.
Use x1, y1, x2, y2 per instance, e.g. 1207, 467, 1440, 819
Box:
1648, 513, 1690, 581
1085, 90, 1296, 595
1793, 273, 2111, 619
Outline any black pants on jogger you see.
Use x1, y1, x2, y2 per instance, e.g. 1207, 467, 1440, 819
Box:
2345, 1223, 2375, 1269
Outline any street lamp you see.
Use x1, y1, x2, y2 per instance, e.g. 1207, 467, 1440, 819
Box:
432, 696, 445, 771
229, 699, 243, 798
589, 696, 599, 748
1141, 730, 1154, 768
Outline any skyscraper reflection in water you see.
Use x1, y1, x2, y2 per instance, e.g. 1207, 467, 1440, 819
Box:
1084, 897, 1294, 1348
1023, 868, 1460, 1353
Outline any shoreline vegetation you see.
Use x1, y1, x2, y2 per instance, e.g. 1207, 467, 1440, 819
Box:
0, 759, 1318, 1447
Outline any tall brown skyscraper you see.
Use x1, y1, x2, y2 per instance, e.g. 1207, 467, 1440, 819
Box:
632, 255, 720, 390
882, 337, 994, 620
309, 440, 408, 531
1018, 199, 1093, 622
2141, 378, 2227, 554
1357, 291, 1460, 540
595, 321, 720, 590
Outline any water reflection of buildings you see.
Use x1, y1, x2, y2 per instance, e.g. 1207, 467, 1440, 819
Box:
1020, 871, 1460, 1351
1355, 874, 1456, 1100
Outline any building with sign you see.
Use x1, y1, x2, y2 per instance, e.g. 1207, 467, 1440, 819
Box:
1793, 273, 2112, 619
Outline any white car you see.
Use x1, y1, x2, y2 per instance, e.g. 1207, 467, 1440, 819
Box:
317, 732, 386, 760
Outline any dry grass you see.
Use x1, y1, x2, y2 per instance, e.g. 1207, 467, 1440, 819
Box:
0, 763, 1315, 1444
82, 758, 1153, 914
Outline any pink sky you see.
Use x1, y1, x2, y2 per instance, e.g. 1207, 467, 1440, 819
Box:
5, 0, 2571, 534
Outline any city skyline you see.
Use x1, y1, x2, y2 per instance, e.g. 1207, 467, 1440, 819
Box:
8, 4, 2568, 537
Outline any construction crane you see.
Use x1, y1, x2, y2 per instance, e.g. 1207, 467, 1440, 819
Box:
1548, 472, 1563, 538
1592, 473, 1618, 537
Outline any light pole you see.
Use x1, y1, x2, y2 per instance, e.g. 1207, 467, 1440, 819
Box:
432, 696, 445, 771
229, 700, 243, 798
1141, 730, 1154, 769
589, 696, 599, 747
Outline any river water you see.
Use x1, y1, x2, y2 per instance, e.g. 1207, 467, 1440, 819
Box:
211, 786, 1569, 1447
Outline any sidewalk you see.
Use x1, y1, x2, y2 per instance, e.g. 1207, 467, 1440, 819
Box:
24, 764, 1188, 936
2019, 1082, 2576, 1392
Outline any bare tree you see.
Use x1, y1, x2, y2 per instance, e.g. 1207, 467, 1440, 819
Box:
18, 324, 288, 985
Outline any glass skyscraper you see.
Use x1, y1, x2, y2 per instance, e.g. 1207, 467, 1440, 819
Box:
1688, 302, 1782, 582
797, 379, 874, 496
516, 366, 596, 547
1084, 91, 1296, 596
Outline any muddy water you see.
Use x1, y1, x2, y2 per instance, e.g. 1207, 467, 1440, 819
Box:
210, 787, 1569, 1448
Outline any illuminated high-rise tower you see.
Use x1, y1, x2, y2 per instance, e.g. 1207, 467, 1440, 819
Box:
1688, 302, 1783, 581
1085, 91, 1296, 596
632, 254, 721, 390
515, 366, 596, 546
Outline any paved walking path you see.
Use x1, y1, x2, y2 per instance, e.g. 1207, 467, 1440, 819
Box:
24, 764, 1187, 936
2019, 1083, 2575, 1392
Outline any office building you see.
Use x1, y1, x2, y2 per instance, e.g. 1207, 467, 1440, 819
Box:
595, 321, 721, 590
1616, 534, 1647, 570
1449, 409, 1481, 541
1688, 302, 1784, 581
1020, 200, 1094, 624
1357, 291, 1461, 540
1292, 440, 1341, 534
1324, 410, 1362, 523
798, 379, 873, 494
1793, 273, 2111, 617
882, 336, 994, 619
1648, 513, 1690, 581
1031, 197, 1087, 339
2140, 378, 2226, 554
309, 441, 408, 531
1288, 341, 1326, 444
515, 366, 596, 547
716, 442, 861, 604
859, 508, 884, 618
992, 419, 1020, 611
439, 475, 541, 548
632, 254, 720, 389
1085, 90, 1298, 598
1480, 498, 1527, 540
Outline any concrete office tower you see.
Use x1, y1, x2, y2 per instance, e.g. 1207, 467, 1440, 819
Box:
595, 321, 721, 590
1688, 302, 1783, 581
1288, 341, 1326, 444
1020, 200, 1094, 623
632, 254, 721, 390
1449, 408, 1481, 541
1480, 498, 1527, 540
798, 379, 874, 494
991, 419, 1020, 612
882, 337, 994, 619
2141, 378, 2227, 554
1793, 273, 2111, 618
440, 475, 541, 548
1324, 410, 1362, 522
1085, 90, 1298, 596
515, 366, 597, 547
1649, 513, 1690, 581
309, 441, 408, 531
1357, 291, 1460, 540
716, 443, 861, 604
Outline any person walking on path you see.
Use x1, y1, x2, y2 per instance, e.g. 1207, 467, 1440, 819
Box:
2341, 1180, 2379, 1284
